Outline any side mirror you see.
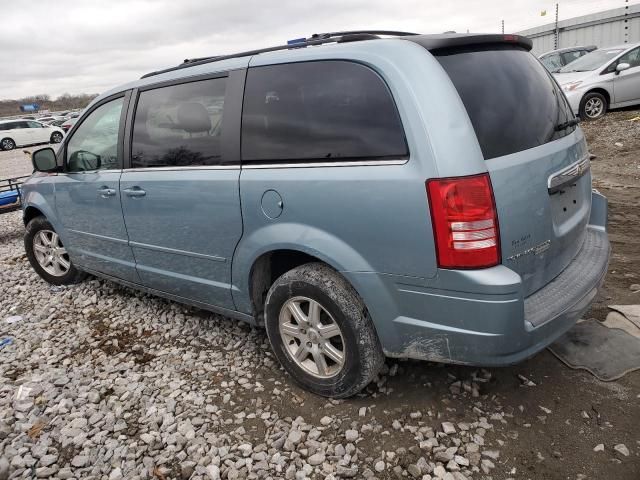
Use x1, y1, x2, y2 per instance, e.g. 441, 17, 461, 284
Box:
32, 148, 58, 172
616, 62, 630, 74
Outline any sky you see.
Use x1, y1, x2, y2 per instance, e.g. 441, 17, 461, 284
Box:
1, 0, 634, 100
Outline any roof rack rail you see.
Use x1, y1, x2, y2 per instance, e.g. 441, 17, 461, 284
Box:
141, 30, 418, 79
309, 30, 418, 39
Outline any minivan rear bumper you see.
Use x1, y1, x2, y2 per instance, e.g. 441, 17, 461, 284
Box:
351, 192, 610, 366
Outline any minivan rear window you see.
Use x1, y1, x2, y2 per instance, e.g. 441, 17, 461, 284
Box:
241, 61, 408, 163
434, 45, 576, 160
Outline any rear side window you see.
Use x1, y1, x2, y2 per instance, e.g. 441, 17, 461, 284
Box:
561, 50, 583, 65
131, 77, 227, 168
541, 54, 562, 71
435, 46, 576, 160
241, 61, 407, 163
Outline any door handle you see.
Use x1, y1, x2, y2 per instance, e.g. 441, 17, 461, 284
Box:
97, 186, 116, 198
123, 187, 146, 198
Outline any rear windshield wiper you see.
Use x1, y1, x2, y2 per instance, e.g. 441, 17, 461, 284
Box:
555, 118, 580, 131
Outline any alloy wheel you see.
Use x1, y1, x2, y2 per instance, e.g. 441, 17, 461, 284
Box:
33, 230, 70, 277
584, 97, 604, 119
278, 296, 346, 378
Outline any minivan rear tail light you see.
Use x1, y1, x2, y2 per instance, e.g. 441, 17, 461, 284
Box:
426, 173, 500, 269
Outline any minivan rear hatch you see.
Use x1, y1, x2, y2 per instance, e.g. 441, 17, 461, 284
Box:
410, 35, 591, 297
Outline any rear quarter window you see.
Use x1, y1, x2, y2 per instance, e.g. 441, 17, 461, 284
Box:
241, 60, 408, 163
434, 45, 576, 160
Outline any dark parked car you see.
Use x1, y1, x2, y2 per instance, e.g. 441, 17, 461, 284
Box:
540, 45, 597, 72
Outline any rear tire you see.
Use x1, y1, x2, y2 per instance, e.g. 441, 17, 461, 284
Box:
579, 92, 607, 120
24, 216, 87, 285
50, 131, 63, 144
264, 262, 384, 398
1, 138, 15, 150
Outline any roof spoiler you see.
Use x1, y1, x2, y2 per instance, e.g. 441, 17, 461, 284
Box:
406, 33, 533, 52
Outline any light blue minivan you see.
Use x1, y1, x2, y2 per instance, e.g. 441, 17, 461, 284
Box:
23, 32, 610, 397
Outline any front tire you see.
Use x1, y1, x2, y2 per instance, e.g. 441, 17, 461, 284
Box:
264, 262, 384, 398
24, 216, 86, 285
50, 131, 63, 144
579, 92, 607, 120
1, 138, 15, 150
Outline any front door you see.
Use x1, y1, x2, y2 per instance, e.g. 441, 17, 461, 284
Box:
53, 94, 139, 282
613, 47, 640, 105
120, 73, 244, 309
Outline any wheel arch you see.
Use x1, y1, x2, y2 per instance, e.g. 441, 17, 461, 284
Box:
23, 205, 45, 225
582, 87, 611, 107
248, 249, 330, 325
584, 87, 611, 106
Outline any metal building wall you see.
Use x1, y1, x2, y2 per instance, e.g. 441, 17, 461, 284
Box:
517, 4, 640, 55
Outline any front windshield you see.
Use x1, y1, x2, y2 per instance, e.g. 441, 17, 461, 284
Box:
559, 48, 625, 72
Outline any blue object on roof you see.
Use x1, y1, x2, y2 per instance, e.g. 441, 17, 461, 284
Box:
287, 38, 307, 47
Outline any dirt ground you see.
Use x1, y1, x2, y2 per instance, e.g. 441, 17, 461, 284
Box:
1, 109, 639, 480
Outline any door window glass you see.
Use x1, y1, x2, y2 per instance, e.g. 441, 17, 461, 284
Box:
618, 47, 640, 68
241, 61, 407, 163
131, 77, 227, 168
66, 97, 124, 172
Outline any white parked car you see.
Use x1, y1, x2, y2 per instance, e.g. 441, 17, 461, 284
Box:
554, 42, 640, 119
0, 119, 65, 151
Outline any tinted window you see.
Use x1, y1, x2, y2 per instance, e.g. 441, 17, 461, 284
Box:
12, 122, 29, 129
67, 97, 124, 172
435, 46, 575, 160
131, 77, 227, 168
0, 123, 9, 131
242, 61, 407, 162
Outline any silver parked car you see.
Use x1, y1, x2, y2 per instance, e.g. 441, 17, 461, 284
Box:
539, 45, 597, 73
554, 42, 640, 120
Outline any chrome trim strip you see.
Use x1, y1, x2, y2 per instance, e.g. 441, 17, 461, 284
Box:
62, 169, 123, 175
242, 159, 408, 169
547, 155, 590, 193
125, 165, 240, 172
68, 229, 129, 245
129, 241, 226, 262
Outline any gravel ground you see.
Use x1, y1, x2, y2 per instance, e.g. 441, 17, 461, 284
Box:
1, 110, 639, 480
0, 147, 40, 180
